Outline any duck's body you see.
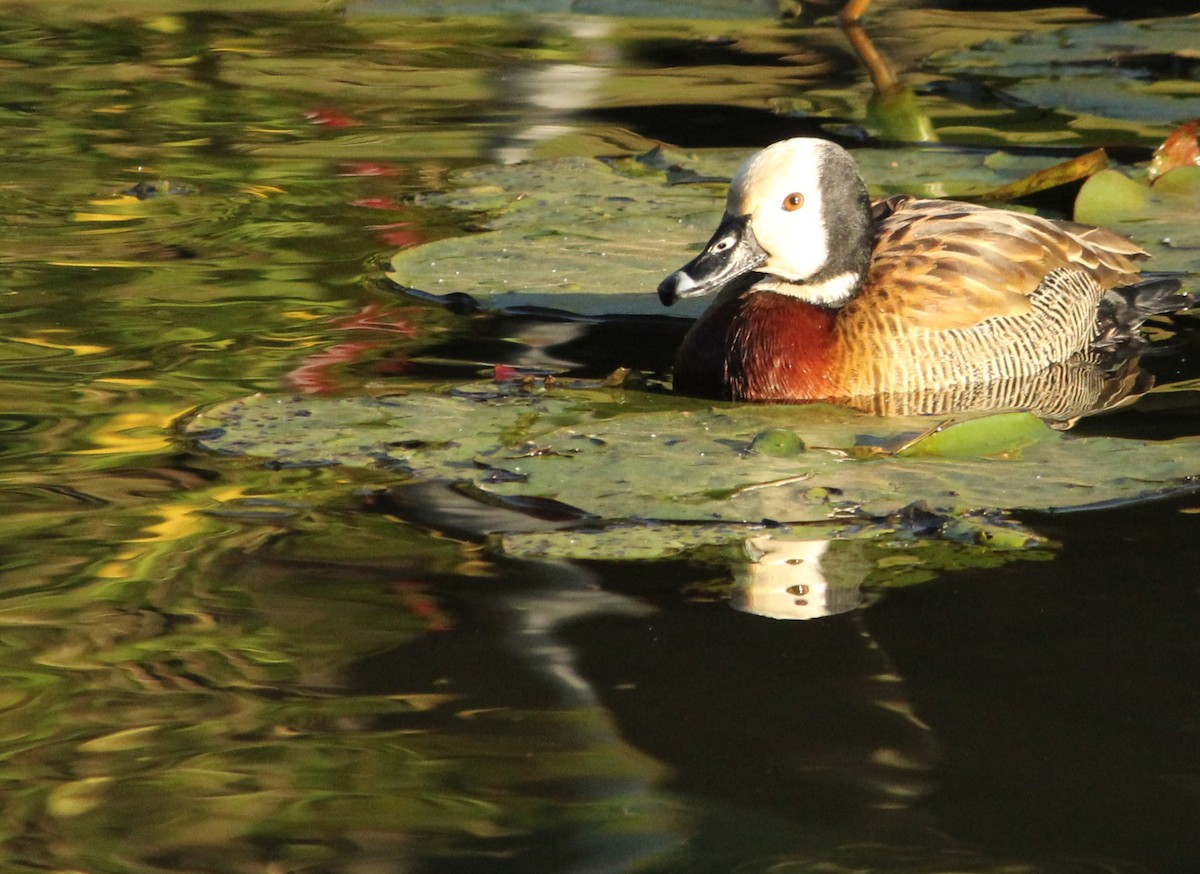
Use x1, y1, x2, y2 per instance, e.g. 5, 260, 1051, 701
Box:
659, 138, 1186, 414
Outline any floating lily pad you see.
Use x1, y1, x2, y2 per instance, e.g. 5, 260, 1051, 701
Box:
187, 389, 1200, 560
1074, 166, 1200, 274
896, 412, 1051, 459
932, 17, 1200, 130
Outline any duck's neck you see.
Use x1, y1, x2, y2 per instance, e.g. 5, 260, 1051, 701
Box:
673, 289, 842, 402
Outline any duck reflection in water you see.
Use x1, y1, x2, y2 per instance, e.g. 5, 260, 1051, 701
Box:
659, 138, 1192, 425
485, 18, 616, 165
732, 537, 872, 620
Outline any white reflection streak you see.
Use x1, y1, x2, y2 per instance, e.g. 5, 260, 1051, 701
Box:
733, 537, 866, 620
490, 20, 616, 164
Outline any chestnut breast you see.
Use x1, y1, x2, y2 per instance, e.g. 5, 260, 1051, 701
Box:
672, 287, 843, 402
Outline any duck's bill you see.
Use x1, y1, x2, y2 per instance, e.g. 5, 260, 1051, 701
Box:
657, 213, 768, 306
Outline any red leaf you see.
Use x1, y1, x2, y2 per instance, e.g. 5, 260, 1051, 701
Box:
393, 582, 453, 631
304, 108, 357, 128
283, 341, 377, 394
329, 303, 418, 336
373, 358, 413, 376
349, 197, 402, 210
1149, 120, 1200, 183
372, 222, 426, 248
338, 162, 399, 177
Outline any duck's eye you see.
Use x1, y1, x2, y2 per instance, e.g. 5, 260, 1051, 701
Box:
782, 192, 805, 211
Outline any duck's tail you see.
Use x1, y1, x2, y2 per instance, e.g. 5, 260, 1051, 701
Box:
1094, 276, 1196, 352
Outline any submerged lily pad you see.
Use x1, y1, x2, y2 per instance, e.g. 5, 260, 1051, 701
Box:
187, 389, 1200, 559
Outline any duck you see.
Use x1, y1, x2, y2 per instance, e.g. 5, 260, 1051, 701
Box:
657, 137, 1189, 415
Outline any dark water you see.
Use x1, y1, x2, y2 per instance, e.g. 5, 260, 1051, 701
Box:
2, 3, 1199, 872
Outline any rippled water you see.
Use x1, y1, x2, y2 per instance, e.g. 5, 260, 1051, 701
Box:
2, 3, 1199, 872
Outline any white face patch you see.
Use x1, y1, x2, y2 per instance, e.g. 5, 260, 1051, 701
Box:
752, 270, 859, 306
727, 139, 832, 283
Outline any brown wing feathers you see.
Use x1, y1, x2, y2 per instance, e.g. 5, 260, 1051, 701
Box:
859, 197, 1146, 332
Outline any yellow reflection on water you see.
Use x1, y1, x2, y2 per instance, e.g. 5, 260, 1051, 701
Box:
12, 336, 109, 356
71, 410, 183, 456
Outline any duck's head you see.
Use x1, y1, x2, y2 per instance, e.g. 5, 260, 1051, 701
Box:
658, 138, 873, 308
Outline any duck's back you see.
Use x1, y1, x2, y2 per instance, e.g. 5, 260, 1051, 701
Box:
836, 196, 1148, 397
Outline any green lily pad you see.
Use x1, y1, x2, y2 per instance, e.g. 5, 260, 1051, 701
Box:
186, 388, 1200, 560
896, 412, 1051, 459
392, 155, 720, 317
1074, 167, 1200, 225
1074, 167, 1200, 274
1074, 168, 1153, 224
932, 17, 1200, 131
